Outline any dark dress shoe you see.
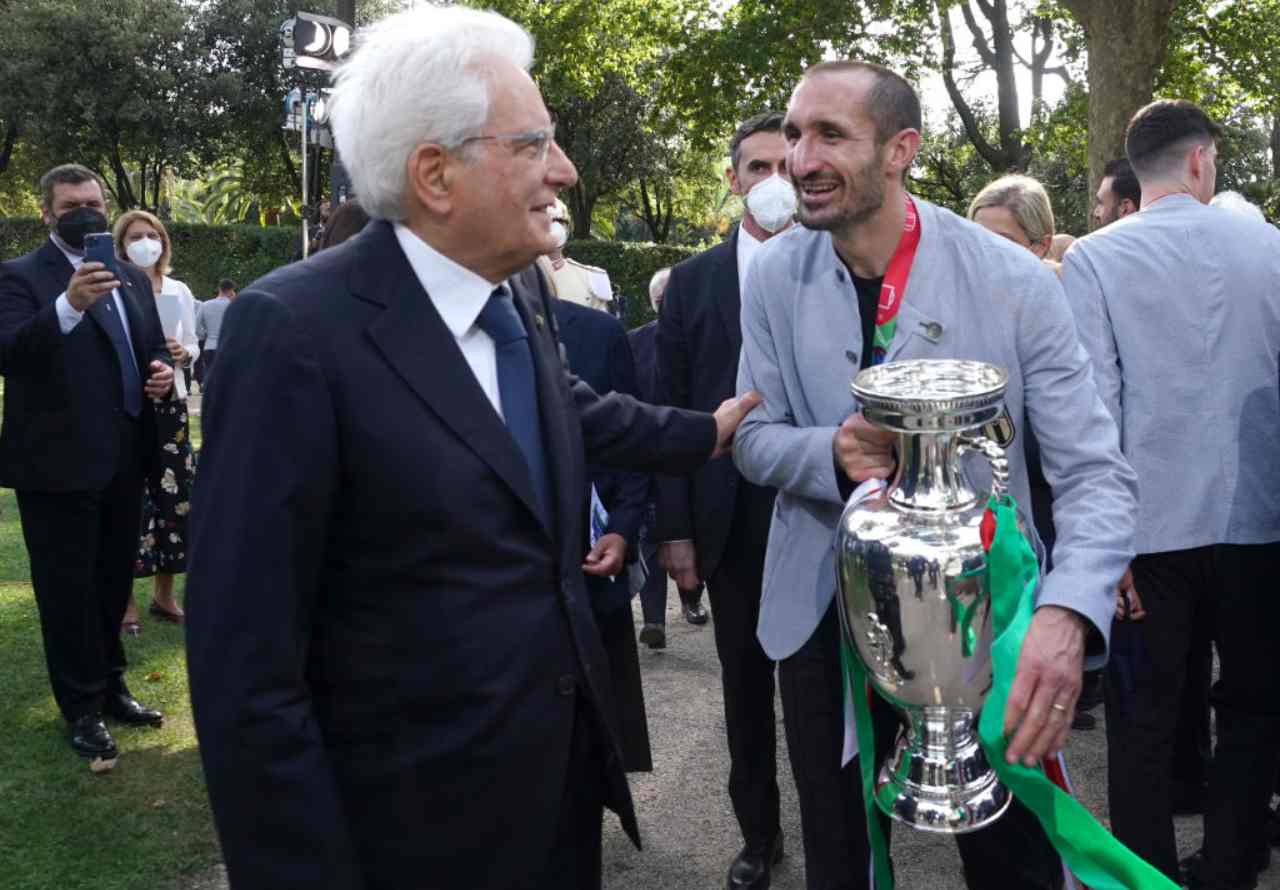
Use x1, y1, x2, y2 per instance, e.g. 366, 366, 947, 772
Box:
638, 623, 667, 650
105, 692, 164, 728
1070, 711, 1096, 731
679, 588, 709, 625
727, 832, 784, 890
69, 715, 118, 760
1180, 844, 1270, 887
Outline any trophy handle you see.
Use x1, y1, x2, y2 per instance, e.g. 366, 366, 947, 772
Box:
957, 433, 1009, 499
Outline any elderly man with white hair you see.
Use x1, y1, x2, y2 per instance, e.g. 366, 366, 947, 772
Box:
184, 8, 759, 890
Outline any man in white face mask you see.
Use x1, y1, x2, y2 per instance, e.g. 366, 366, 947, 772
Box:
653, 111, 793, 890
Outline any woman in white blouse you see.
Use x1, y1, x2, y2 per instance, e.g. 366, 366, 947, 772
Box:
112, 210, 199, 633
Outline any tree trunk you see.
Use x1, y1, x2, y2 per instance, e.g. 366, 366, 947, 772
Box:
1270, 115, 1280, 180
1060, 0, 1179, 226
0, 120, 17, 176
567, 183, 594, 239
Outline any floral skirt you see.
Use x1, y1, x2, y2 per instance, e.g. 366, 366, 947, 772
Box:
135, 396, 195, 577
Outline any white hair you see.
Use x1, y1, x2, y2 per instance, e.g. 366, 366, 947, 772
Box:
329, 6, 535, 221
1210, 190, 1266, 223
648, 267, 671, 312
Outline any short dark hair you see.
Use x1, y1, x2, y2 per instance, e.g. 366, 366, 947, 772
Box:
218, 278, 236, 292
39, 164, 104, 209
803, 60, 922, 145
1125, 100, 1223, 180
1102, 158, 1141, 207
729, 112, 785, 173
319, 200, 371, 250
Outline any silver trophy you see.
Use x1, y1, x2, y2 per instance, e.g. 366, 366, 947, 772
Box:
835, 358, 1020, 834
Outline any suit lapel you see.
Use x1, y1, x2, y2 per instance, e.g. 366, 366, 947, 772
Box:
715, 229, 743, 353
117, 272, 150, 370
510, 270, 578, 551
356, 223, 547, 534
885, 204, 950, 363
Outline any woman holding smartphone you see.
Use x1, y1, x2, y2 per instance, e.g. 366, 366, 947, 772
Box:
112, 210, 199, 633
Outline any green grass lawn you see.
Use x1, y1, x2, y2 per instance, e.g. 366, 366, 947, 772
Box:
0, 406, 221, 890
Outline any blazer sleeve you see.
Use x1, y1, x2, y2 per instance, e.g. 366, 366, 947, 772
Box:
600, 327, 648, 546
185, 292, 366, 890
1059, 246, 1123, 431
732, 262, 845, 506
0, 260, 68, 376
574, 377, 715, 477
1015, 263, 1138, 664
652, 265, 698, 540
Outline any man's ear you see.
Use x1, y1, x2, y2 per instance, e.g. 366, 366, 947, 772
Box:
1118, 198, 1138, 218
726, 163, 742, 197
407, 143, 453, 216
885, 128, 921, 179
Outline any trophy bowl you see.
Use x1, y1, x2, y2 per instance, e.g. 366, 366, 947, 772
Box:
835, 359, 1018, 834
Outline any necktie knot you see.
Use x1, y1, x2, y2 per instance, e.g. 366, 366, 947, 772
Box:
475, 287, 527, 346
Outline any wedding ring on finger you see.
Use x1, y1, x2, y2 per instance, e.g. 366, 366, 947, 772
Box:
1050, 702, 1069, 718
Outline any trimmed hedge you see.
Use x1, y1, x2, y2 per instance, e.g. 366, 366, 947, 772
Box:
0, 216, 699, 328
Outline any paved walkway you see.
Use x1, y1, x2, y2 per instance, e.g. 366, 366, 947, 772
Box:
180, 582, 1278, 889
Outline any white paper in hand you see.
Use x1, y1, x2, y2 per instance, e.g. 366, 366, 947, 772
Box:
589, 484, 610, 549
155, 292, 182, 339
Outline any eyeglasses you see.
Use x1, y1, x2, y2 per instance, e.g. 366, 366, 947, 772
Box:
456, 126, 558, 163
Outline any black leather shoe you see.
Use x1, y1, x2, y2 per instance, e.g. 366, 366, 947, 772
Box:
1070, 711, 1096, 731
1181, 844, 1270, 887
638, 623, 667, 649
105, 692, 164, 728
727, 832, 784, 890
69, 715, 118, 760
679, 589, 709, 625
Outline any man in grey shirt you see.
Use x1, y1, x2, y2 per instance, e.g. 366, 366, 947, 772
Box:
1061, 99, 1280, 890
195, 278, 234, 384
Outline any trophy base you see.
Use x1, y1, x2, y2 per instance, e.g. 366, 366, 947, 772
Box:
874, 728, 1011, 834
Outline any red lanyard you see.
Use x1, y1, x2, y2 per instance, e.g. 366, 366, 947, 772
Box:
870, 195, 922, 365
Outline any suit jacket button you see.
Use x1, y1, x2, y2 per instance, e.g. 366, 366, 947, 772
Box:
557, 674, 576, 697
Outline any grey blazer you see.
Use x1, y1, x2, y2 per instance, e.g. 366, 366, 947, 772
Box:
734, 198, 1138, 665
1061, 194, 1280, 554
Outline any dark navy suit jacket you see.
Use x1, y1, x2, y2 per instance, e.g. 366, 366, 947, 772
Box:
186, 221, 715, 890
552, 298, 649, 615
0, 238, 168, 491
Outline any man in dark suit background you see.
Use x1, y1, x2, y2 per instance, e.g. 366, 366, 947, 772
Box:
551, 295, 652, 771
184, 7, 758, 890
629, 267, 706, 650
655, 111, 794, 890
0, 163, 173, 765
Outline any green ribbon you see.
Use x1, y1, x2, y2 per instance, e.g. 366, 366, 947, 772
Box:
839, 494, 1179, 890
976, 494, 1179, 890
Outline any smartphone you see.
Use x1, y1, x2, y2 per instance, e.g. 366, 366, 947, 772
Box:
82, 232, 119, 279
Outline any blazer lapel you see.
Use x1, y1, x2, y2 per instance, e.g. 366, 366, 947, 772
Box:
510, 271, 578, 550
356, 223, 547, 534
716, 228, 743, 353
117, 273, 150, 371
885, 206, 951, 363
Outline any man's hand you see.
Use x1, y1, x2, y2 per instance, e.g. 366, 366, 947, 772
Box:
1114, 566, 1144, 621
166, 337, 189, 366
582, 533, 627, 577
658, 540, 699, 591
1002, 605, 1086, 766
144, 360, 174, 400
711, 391, 762, 458
833, 413, 897, 481
66, 262, 120, 313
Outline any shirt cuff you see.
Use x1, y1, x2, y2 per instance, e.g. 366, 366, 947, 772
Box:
661, 539, 694, 545
55, 293, 84, 334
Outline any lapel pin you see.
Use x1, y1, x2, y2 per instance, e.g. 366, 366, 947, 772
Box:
920, 321, 944, 341
534, 313, 545, 330
845, 350, 859, 365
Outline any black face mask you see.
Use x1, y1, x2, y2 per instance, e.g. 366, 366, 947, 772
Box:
53, 206, 109, 250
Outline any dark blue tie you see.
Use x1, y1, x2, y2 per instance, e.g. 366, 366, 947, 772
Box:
474, 287, 553, 530
99, 293, 142, 418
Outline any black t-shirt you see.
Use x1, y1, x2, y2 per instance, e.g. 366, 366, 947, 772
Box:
851, 273, 882, 370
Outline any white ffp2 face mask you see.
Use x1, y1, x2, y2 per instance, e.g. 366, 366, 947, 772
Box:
126, 237, 164, 269
549, 220, 569, 250
744, 174, 797, 233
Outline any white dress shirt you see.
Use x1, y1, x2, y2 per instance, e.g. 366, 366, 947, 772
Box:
52, 237, 136, 369
394, 223, 505, 419
735, 223, 764, 296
